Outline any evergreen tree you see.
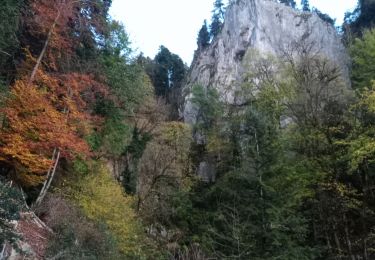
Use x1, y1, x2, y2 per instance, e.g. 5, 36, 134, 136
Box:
350, 29, 375, 90
0, 0, 23, 84
197, 20, 210, 49
344, 0, 375, 37
210, 0, 225, 39
313, 8, 335, 25
144, 46, 186, 119
214, 0, 225, 19
279, 0, 296, 8
0, 182, 23, 247
147, 46, 186, 99
301, 0, 310, 11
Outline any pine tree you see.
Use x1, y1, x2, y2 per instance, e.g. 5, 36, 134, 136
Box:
197, 20, 210, 49
210, 15, 222, 39
214, 0, 225, 19
279, 0, 296, 8
210, 0, 225, 39
301, 0, 310, 11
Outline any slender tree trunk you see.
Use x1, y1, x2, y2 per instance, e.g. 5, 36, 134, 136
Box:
28, 9, 61, 86
0, 243, 6, 260
360, 168, 369, 260
27, 7, 62, 208
34, 150, 60, 207
333, 226, 342, 260
344, 214, 355, 260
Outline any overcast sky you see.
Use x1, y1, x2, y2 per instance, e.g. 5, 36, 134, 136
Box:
110, 0, 357, 65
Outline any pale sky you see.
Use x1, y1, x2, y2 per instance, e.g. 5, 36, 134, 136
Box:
110, 0, 357, 65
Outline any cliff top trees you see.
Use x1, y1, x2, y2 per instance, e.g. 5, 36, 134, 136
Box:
301, 0, 310, 12
210, 0, 225, 39
279, 0, 297, 8
197, 20, 210, 49
344, 0, 375, 37
149, 45, 186, 98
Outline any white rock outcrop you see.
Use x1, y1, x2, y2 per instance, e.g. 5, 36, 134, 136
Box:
183, 0, 349, 123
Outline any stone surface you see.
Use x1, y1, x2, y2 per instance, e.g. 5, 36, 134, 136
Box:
183, 0, 350, 124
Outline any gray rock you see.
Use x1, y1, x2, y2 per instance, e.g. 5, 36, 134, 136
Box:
183, 0, 350, 123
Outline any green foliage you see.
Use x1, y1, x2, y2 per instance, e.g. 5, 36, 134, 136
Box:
350, 29, 375, 91
301, 0, 310, 12
148, 45, 186, 98
137, 122, 193, 224
191, 85, 223, 131
344, 0, 375, 36
93, 21, 153, 157
104, 20, 131, 58
209, 0, 225, 39
279, 0, 296, 8
197, 20, 210, 49
0, 182, 23, 246
0, 0, 22, 82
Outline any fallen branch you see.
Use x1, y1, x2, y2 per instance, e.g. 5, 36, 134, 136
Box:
0, 49, 11, 57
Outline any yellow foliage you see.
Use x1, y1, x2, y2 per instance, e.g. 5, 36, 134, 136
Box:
67, 162, 156, 258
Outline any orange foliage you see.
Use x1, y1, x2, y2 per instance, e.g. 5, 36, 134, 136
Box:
0, 80, 91, 186
24, 0, 76, 70
0, 0, 110, 187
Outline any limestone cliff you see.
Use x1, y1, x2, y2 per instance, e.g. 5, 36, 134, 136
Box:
183, 0, 350, 123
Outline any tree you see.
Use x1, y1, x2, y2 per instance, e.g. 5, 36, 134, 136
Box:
137, 122, 192, 227
0, 182, 23, 249
301, 0, 310, 12
313, 8, 335, 25
197, 20, 210, 49
0, 0, 23, 84
0, 78, 91, 186
213, 0, 225, 19
66, 162, 159, 258
148, 46, 186, 98
279, 0, 297, 8
343, 0, 375, 37
145, 46, 186, 119
210, 0, 225, 39
350, 29, 375, 91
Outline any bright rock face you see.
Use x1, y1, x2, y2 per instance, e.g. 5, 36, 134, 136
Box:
183, 0, 350, 123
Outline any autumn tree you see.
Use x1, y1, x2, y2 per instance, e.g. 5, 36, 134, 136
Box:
0, 0, 108, 194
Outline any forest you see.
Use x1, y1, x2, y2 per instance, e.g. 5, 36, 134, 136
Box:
0, 0, 375, 259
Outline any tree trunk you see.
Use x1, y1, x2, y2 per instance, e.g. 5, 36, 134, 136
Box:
344, 214, 355, 260
333, 227, 343, 260
0, 243, 6, 260
34, 150, 60, 207
28, 9, 61, 85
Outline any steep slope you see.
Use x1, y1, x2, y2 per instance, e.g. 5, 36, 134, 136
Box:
183, 0, 349, 123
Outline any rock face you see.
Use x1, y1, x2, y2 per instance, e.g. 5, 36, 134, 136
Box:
183, 0, 350, 123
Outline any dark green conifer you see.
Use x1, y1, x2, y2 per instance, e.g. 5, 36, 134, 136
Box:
197, 20, 210, 49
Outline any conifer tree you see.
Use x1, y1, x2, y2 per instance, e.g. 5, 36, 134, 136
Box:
197, 20, 210, 49
279, 0, 296, 8
210, 0, 225, 39
301, 0, 310, 11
